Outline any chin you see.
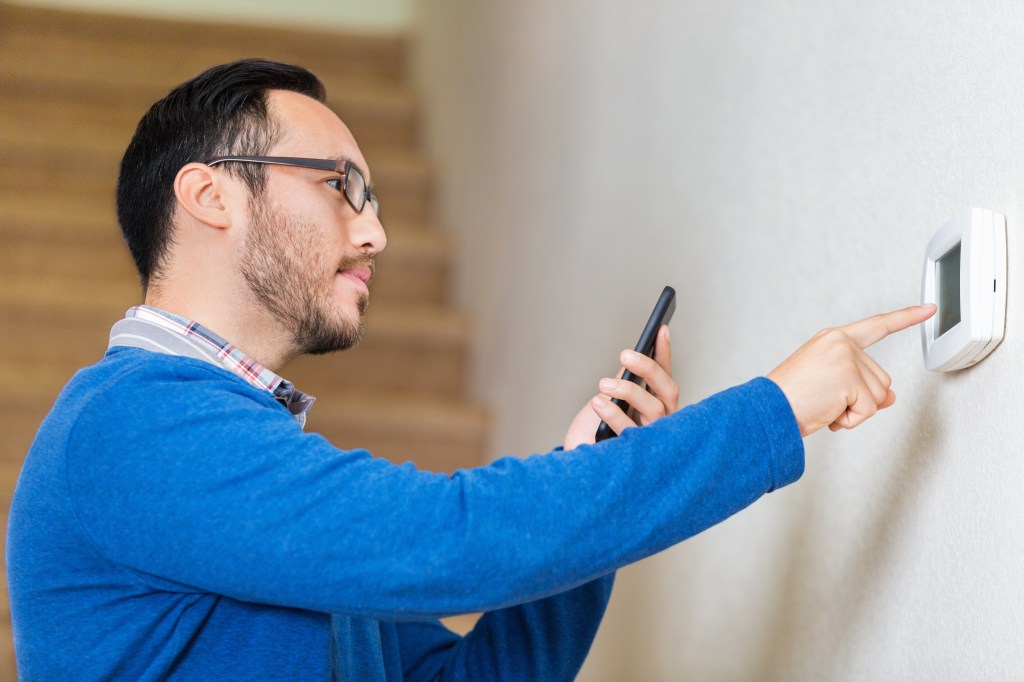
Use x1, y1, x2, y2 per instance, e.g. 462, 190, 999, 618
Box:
283, 287, 365, 357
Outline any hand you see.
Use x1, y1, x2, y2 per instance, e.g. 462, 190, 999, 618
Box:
563, 325, 679, 450
767, 304, 936, 437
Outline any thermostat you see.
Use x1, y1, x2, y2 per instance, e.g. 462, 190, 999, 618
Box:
921, 207, 1006, 372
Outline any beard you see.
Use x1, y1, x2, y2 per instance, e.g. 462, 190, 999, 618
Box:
240, 197, 371, 356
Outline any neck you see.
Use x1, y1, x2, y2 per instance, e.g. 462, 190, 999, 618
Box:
144, 287, 297, 372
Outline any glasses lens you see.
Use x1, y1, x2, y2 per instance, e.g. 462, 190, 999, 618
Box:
346, 166, 366, 213
369, 194, 380, 216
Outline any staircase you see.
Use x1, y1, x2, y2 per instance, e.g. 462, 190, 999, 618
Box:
0, 3, 487, 674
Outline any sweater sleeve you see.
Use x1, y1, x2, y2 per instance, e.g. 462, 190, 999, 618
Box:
397, 574, 615, 682
65, 359, 803, 620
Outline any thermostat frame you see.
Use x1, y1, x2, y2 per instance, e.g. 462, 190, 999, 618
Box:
921, 207, 1006, 372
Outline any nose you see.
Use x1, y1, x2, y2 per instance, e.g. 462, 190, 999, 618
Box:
350, 208, 387, 255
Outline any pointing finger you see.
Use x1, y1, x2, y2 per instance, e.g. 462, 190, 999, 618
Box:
840, 304, 936, 349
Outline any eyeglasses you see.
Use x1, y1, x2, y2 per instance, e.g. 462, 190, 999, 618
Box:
205, 155, 380, 216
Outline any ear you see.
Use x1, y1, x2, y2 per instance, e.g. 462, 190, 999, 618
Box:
173, 162, 234, 230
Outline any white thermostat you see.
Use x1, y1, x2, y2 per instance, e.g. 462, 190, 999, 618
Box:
921, 207, 1007, 372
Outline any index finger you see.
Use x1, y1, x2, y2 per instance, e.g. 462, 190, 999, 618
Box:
840, 304, 936, 349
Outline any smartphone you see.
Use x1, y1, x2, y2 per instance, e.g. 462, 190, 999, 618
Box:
595, 286, 676, 442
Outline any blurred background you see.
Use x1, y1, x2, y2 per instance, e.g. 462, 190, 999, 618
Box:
2, 1, 1023, 679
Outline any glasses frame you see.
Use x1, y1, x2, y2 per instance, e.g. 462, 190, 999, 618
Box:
204, 155, 379, 216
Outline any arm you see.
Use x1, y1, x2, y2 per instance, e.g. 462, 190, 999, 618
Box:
66, 356, 801, 619
397, 574, 614, 682
67, 305, 930, 622
390, 303, 939, 680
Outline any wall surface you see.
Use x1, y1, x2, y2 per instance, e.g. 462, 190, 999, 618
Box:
416, 1, 1024, 679
7, 0, 412, 31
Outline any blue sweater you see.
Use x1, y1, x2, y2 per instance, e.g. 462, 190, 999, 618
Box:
7, 347, 803, 680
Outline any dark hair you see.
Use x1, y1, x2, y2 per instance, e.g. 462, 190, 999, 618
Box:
116, 58, 326, 290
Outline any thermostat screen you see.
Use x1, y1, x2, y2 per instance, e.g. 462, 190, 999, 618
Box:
936, 242, 961, 338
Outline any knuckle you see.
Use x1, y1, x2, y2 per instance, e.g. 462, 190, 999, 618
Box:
854, 394, 878, 418
638, 354, 657, 373
825, 328, 851, 344
838, 343, 861, 365
842, 364, 860, 384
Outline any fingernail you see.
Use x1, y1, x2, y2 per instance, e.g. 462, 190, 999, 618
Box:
622, 350, 639, 364
599, 378, 617, 392
592, 395, 608, 409
664, 325, 670, 341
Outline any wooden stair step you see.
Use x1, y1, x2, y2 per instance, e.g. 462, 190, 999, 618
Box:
0, 170, 121, 226
0, 32, 403, 94
0, 617, 13, 682
0, 462, 22, 517
3, 238, 137, 282
0, 72, 416, 129
282, 306, 470, 401
0, 75, 419, 155
0, 2, 408, 85
365, 228, 452, 306
304, 392, 488, 473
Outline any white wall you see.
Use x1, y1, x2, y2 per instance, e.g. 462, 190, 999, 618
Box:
8, 0, 412, 31
416, 1, 1024, 679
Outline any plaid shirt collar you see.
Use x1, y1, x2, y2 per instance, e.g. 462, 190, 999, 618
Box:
111, 305, 315, 426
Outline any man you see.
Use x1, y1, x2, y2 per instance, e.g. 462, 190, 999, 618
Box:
6, 59, 934, 680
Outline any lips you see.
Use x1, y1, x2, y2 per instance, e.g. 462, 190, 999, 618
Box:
339, 265, 372, 285
337, 263, 373, 295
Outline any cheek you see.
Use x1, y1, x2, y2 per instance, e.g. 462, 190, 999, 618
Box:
286, 217, 336, 270
300, 205, 344, 247
259, 190, 344, 273
306, 245, 338, 285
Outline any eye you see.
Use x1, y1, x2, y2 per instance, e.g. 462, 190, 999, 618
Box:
326, 177, 344, 192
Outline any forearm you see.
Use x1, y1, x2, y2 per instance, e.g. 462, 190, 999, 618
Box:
399, 574, 615, 682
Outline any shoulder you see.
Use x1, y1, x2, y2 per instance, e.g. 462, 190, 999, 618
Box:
63, 347, 306, 495
85, 346, 279, 408
64, 347, 293, 453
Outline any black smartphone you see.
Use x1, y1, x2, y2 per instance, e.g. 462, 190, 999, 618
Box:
595, 286, 676, 442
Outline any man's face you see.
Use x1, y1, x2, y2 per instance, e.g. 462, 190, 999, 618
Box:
238, 91, 386, 356
240, 194, 371, 355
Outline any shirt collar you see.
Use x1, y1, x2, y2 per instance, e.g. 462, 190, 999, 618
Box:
109, 305, 315, 426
